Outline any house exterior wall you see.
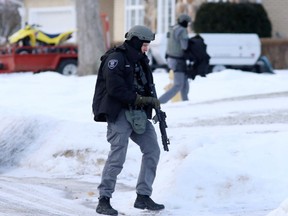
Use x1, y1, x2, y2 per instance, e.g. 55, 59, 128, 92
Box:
114, 0, 125, 44
262, 0, 288, 38
23, 0, 125, 45
24, 0, 73, 7
22, 0, 75, 43
100, 0, 125, 44
23, 0, 74, 21
22, 0, 288, 45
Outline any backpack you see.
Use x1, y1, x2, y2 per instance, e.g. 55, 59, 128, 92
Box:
92, 46, 125, 122
184, 35, 211, 80
98, 46, 123, 71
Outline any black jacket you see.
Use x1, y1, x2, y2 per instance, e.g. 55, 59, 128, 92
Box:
92, 42, 154, 123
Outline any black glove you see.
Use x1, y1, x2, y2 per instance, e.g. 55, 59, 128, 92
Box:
134, 95, 160, 109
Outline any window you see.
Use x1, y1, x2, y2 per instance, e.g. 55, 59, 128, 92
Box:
125, 0, 175, 34
157, 0, 175, 33
125, 0, 145, 32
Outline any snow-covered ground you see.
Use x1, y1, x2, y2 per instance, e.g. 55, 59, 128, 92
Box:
0, 69, 288, 216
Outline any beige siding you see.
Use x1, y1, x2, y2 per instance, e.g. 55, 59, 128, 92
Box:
262, 0, 288, 38
24, 0, 74, 7
99, 0, 118, 45
113, 0, 125, 44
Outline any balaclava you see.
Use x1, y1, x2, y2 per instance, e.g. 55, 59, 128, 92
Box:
178, 20, 188, 28
126, 37, 150, 51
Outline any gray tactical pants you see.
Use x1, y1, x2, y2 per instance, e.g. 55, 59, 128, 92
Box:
98, 109, 160, 198
159, 71, 189, 103
159, 57, 189, 103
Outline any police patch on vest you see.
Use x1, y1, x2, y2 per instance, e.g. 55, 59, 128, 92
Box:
108, 59, 118, 69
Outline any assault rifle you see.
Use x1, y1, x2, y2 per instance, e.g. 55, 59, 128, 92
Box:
150, 83, 170, 151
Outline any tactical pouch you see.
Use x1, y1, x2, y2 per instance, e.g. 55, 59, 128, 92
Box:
125, 108, 147, 134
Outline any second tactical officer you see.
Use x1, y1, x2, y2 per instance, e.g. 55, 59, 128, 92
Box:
159, 13, 192, 104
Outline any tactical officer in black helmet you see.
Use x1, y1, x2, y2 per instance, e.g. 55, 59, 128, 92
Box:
93, 25, 164, 215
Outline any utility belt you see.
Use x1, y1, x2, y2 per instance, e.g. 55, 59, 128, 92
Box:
128, 106, 143, 110
126, 104, 145, 110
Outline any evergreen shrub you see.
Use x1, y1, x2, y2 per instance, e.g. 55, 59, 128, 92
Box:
193, 2, 272, 38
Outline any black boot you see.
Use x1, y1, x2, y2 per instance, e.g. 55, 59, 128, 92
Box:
134, 194, 165, 211
96, 196, 118, 215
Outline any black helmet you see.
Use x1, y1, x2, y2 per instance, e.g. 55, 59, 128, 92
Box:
177, 14, 191, 23
125, 25, 155, 42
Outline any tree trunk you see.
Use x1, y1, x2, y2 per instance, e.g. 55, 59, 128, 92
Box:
76, 0, 106, 76
0, 1, 21, 44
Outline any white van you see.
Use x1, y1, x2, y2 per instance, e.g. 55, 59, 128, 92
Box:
149, 33, 273, 73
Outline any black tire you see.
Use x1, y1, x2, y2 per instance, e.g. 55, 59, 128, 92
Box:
57, 59, 78, 75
